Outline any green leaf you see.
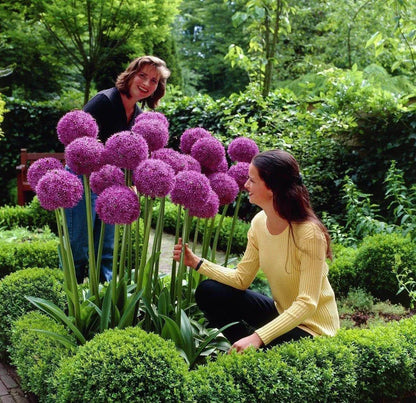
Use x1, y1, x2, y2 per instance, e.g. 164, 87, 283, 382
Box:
117, 290, 143, 329
30, 329, 77, 349
100, 282, 112, 331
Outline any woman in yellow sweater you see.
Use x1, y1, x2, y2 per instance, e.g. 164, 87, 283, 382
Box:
173, 149, 340, 352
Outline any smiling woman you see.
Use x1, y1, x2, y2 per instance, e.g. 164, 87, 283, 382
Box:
64, 55, 171, 284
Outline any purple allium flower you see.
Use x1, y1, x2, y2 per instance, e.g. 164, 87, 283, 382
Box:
228, 162, 250, 191
102, 131, 148, 170
183, 154, 201, 172
201, 157, 228, 176
191, 136, 226, 171
65, 136, 104, 175
90, 164, 125, 195
180, 128, 212, 154
35, 169, 83, 211
151, 148, 188, 173
133, 159, 175, 198
134, 111, 169, 128
57, 110, 98, 146
189, 190, 219, 219
208, 172, 239, 206
27, 157, 64, 190
131, 117, 169, 152
227, 137, 259, 163
170, 170, 211, 210
95, 185, 140, 225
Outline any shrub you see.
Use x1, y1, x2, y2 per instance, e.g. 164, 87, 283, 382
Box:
354, 233, 416, 304
54, 327, 187, 402
0, 239, 59, 279
9, 311, 76, 401
336, 323, 416, 401
0, 267, 66, 360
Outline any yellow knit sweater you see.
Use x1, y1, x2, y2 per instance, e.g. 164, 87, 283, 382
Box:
198, 210, 340, 345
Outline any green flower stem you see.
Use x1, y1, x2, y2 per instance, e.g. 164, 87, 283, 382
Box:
201, 217, 214, 258
211, 204, 229, 262
95, 220, 105, 285
125, 170, 133, 280
83, 175, 99, 302
192, 218, 200, 253
118, 224, 128, 281
151, 197, 166, 303
136, 197, 154, 292
55, 209, 74, 318
175, 209, 192, 327
133, 216, 141, 284
224, 192, 243, 266
60, 208, 82, 329
170, 204, 182, 303
111, 224, 121, 305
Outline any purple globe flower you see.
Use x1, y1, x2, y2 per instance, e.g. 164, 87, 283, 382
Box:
133, 159, 175, 198
102, 131, 148, 170
170, 170, 211, 210
95, 185, 140, 225
180, 128, 212, 154
131, 117, 169, 152
151, 148, 188, 173
208, 172, 239, 206
57, 110, 98, 146
228, 162, 250, 191
227, 137, 259, 163
27, 157, 64, 190
90, 164, 125, 195
134, 111, 169, 128
201, 157, 228, 176
191, 136, 226, 171
65, 136, 104, 175
189, 190, 219, 219
183, 154, 201, 172
35, 169, 83, 211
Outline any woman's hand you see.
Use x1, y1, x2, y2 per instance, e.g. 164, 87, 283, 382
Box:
172, 238, 201, 269
229, 333, 263, 353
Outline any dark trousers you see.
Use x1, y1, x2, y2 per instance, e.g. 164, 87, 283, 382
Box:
195, 279, 312, 348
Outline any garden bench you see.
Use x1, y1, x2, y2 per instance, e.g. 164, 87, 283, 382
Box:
16, 148, 65, 205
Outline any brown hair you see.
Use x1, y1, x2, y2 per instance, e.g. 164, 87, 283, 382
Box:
116, 56, 171, 109
252, 149, 332, 259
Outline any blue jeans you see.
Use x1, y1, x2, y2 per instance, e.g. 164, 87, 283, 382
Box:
65, 184, 114, 283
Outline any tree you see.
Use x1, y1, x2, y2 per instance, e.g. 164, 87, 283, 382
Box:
31, 0, 180, 104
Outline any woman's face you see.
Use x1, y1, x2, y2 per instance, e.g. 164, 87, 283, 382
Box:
128, 64, 160, 101
245, 163, 273, 209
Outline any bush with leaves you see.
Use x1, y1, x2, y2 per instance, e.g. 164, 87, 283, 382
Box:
9, 311, 76, 401
0, 267, 66, 360
53, 326, 187, 402
354, 232, 416, 304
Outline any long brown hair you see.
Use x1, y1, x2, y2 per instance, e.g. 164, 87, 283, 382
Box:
252, 149, 332, 259
115, 56, 170, 109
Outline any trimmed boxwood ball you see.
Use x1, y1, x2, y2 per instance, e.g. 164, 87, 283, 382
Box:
0, 267, 66, 360
9, 311, 76, 401
54, 326, 187, 402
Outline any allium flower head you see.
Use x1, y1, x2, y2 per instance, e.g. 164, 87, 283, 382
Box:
65, 136, 104, 175
189, 190, 219, 219
208, 172, 239, 206
170, 171, 211, 210
183, 154, 201, 172
36, 169, 83, 210
131, 117, 169, 152
57, 110, 98, 146
96, 185, 140, 225
228, 162, 250, 191
227, 137, 259, 163
180, 128, 212, 154
134, 111, 169, 128
191, 136, 226, 171
202, 157, 228, 176
133, 159, 175, 198
102, 131, 148, 170
90, 164, 125, 195
151, 148, 188, 173
27, 157, 64, 190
